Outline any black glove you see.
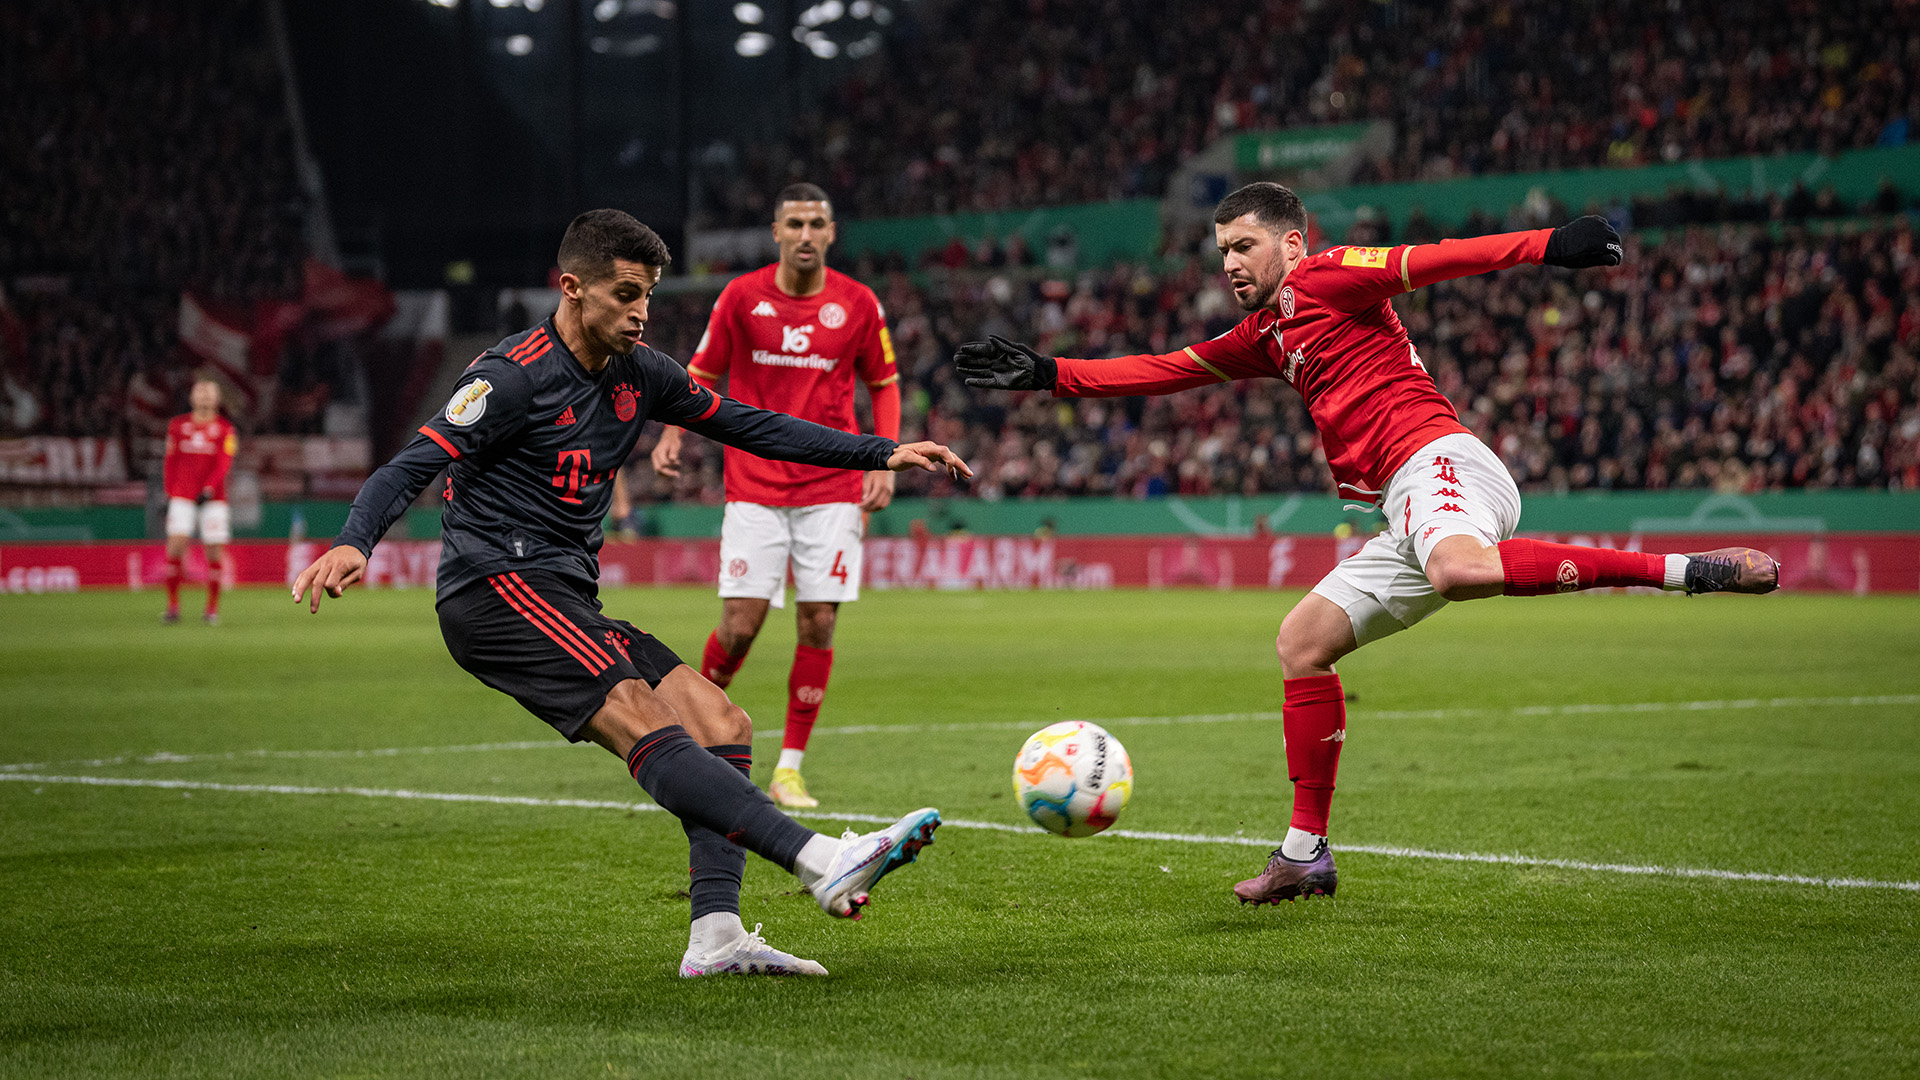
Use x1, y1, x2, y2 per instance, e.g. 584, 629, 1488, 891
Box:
954, 335, 1057, 391
1543, 215, 1623, 269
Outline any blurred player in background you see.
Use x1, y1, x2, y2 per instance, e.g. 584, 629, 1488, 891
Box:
162, 375, 237, 625
958, 182, 1779, 906
650, 183, 900, 808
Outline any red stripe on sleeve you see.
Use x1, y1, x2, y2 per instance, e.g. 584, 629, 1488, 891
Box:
691, 390, 721, 422
507, 328, 549, 362
517, 341, 553, 366
418, 425, 461, 458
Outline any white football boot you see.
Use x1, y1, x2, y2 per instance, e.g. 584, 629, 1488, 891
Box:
678, 923, 827, 977
810, 808, 941, 919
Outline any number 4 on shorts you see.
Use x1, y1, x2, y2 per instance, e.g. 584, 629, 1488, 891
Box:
830, 551, 849, 584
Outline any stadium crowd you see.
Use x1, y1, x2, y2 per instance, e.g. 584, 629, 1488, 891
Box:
0, 0, 310, 439
641, 213, 1920, 507
699, 0, 1919, 225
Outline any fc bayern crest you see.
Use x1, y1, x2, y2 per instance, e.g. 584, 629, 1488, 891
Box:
818, 302, 847, 329
612, 384, 638, 422
1279, 286, 1296, 318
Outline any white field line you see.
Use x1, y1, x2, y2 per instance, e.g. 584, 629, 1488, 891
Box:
2, 694, 1916, 776
3, 771, 1916, 894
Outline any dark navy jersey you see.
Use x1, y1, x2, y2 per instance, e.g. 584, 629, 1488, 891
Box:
335, 318, 899, 600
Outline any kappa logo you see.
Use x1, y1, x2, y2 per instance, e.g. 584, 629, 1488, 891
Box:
751, 300, 777, 317
1436, 502, 1467, 514
1556, 559, 1581, 592
1422, 525, 1441, 541
1433, 487, 1465, 499
1434, 456, 1462, 485
444, 378, 493, 427
818, 301, 847, 329
1279, 285, 1296, 318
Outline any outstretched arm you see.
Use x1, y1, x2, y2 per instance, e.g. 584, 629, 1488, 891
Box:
297, 358, 531, 612
685, 395, 971, 478
1317, 216, 1622, 310
294, 435, 449, 611
956, 325, 1268, 400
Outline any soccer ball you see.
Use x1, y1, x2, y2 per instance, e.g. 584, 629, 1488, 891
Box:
1013, 721, 1133, 837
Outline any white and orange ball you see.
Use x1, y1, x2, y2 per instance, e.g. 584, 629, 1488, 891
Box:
1013, 721, 1133, 837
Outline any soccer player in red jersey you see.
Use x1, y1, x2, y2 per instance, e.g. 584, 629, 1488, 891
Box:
649, 183, 900, 808
957, 183, 1779, 904
161, 376, 238, 625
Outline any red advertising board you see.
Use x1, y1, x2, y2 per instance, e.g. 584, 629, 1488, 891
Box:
2, 534, 1916, 595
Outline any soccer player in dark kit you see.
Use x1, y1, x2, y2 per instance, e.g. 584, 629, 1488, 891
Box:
293, 210, 972, 977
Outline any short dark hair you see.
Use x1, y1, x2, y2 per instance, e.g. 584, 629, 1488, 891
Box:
1214, 182, 1307, 238
774, 183, 832, 216
557, 209, 671, 282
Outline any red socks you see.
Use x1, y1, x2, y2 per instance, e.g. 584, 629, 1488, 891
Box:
1496, 538, 1666, 595
1283, 674, 1345, 835
204, 560, 222, 615
784, 645, 833, 752
165, 556, 184, 610
701, 630, 749, 688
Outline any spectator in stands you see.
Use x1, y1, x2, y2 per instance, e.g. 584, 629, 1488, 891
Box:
693, 0, 1919, 225
1, 0, 308, 451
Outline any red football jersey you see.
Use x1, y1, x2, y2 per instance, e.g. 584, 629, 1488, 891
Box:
1053, 231, 1551, 500
689, 264, 899, 506
163, 413, 237, 500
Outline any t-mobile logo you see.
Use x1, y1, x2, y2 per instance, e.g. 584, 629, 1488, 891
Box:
551, 448, 592, 504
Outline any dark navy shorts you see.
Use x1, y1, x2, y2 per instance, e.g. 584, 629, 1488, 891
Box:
437, 569, 685, 741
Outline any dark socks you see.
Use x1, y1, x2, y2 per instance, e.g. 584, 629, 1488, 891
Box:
684, 744, 753, 920
627, 726, 814, 872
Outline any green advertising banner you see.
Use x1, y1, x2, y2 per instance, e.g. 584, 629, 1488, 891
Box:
1301, 144, 1920, 239
833, 198, 1162, 266
1234, 123, 1373, 172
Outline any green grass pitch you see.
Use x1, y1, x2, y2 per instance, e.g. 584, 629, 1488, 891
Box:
2, 584, 1916, 1078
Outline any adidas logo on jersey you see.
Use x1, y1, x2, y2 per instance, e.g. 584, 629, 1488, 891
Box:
751, 301, 778, 317
555, 406, 576, 426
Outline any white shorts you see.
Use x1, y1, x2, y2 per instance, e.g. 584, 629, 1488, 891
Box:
1311, 432, 1521, 646
718, 501, 863, 607
165, 497, 231, 544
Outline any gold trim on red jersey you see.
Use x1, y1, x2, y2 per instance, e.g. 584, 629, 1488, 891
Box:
1184, 346, 1229, 382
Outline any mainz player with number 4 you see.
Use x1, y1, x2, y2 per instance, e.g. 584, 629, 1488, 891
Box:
957, 182, 1779, 906
650, 182, 900, 810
